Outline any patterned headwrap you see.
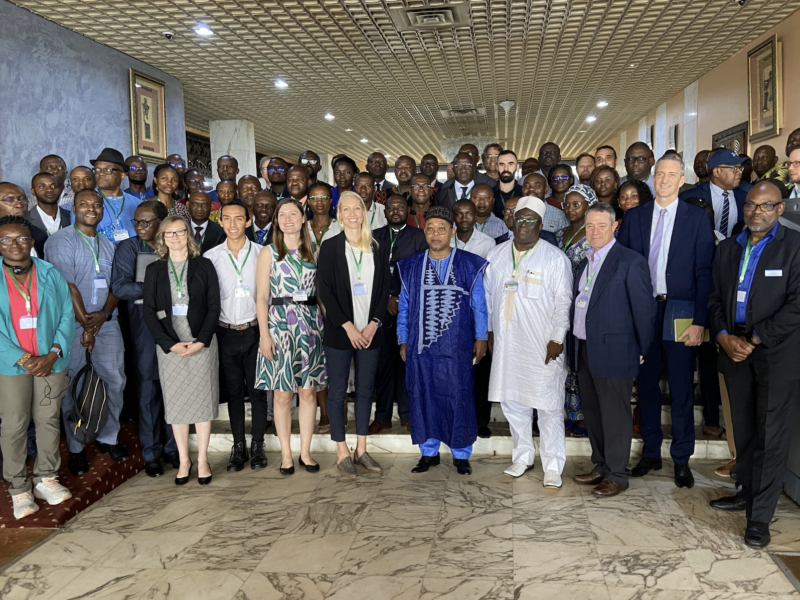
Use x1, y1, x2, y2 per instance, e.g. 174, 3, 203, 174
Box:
425, 205, 454, 225
566, 183, 598, 206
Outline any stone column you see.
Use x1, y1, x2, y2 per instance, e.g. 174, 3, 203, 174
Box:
209, 119, 256, 185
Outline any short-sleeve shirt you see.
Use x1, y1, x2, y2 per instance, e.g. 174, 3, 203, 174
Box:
97, 191, 143, 244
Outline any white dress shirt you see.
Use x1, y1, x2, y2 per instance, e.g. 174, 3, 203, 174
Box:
450, 229, 495, 259
455, 180, 476, 201
191, 220, 208, 241
37, 206, 61, 235
709, 182, 738, 238
204, 239, 262, 325
366, 201, 388, 230
650, 198, 679, 295
790, 184, 800, 199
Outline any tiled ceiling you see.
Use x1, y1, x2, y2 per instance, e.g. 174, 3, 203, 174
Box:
12, 0, 800, 161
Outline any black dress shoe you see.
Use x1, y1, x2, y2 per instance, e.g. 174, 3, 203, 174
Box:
411, 453, 441, 473
674, 463, 694, 488
478, 426, 492, 439
250, 441, 268, 471
745, 521, 771, 548
68, 451, 89, 476
227, 441, 249, 472
198, 466, 212, 485
145, 460, 164, 478
453, 458, 472, 475
175, 461, 193, 486
280, 460, 295, 476
630, 457, 662, 477
299, 457, 320, 473
109, 443, 130, 462
710, 491, 747, 512
164, 452, 180, 469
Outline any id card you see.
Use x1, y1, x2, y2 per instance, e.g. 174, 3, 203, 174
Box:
19, 316, 37, 329
737, 290, 746, 303
292, 290, 308, 302
93, 276, 108, 290
113, 229, 130, 242
503, 282, 519, 293
353, 283, 368, 296
235, 285, 251, 298
576, 295, 588, 309
173, 304, 189, 316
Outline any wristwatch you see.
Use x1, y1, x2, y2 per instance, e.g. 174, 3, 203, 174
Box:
746, 331, 759, 346
372, 317, 383, 328
102, 309, 113, 322
49, 346, 63, 358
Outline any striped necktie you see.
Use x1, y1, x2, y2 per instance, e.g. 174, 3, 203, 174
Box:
720, 191, 730, 238
256, 229, 267, 244
460, 185, 468, 200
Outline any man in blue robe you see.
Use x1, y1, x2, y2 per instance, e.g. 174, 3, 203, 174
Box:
397, 205, 489, 475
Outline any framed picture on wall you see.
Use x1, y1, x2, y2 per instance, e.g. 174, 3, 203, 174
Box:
712, 122, 748, 155
747, 35, 781, 143
129, 69, 167, 161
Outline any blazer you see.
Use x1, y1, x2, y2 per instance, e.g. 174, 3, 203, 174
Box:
495, 230, 558, 247
142, 256, 221, 353
435, 173, 497, 210
708, 224, 800, 381
199, 221, 227, 254
27, 206, 72, 235
617, 199, 715, 327
317, 232, 391, 351
678, 181, 747, 234
245, 223, 273, 247
31, 225, 47, 260
568, 243, 657, 378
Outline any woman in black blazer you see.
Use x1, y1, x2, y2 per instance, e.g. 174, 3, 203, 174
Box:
143, 216, 221, 486
318, 191, 390, 478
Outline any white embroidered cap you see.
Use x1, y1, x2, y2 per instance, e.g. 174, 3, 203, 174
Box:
514, 196, 546, 220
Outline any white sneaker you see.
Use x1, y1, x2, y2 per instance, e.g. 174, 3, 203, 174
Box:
543, 473, 563, 488
504, 463, 533, 478
12, 491, 39, 520
33, 476, 72, 506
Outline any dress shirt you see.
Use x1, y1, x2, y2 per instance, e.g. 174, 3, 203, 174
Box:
474, 213, 508, 239
253, 222, 272, 246
790, 184, 800, 199
542, 203, 570, 233
366, 201, 388, 230
191, 220, 208, 242
123, 188, 149, 203
710, 182, 738, 238
37, 206, 62, 236
455, 180, 475, 200
573, 239, 616, 340
97, 191, 142, 244
204, 239, 262, 325
734, 222, 778, 328
650, 198, 679, 295
450, 229, 496, 259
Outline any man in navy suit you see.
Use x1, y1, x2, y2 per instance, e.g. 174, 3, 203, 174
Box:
618, 154, 715, 488
571, 203, 656, 497
679, 148, 748, 239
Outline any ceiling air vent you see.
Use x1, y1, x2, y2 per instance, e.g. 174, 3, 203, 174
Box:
389, 3, 471, 32
440, 107, 486, 119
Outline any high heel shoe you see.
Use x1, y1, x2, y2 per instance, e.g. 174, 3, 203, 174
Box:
280, 459, 295, 476
175, 460, 193, 486
198, 465, 212, 485
299, 457, 320, 473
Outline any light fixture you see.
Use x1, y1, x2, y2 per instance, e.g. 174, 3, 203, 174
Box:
360, 138, 369, 143
578, 130, 587, 133
274, 79, 288, 89
384, 154, 391, 159
586, 115, 597, 123
629, 63, 636, 67
194, 24, 214, 36
597, 100, 608, 108
324, 113, 335, 121
344, 128, 353, 132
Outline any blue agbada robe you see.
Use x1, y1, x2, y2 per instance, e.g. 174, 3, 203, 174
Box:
398, 249, 487, 450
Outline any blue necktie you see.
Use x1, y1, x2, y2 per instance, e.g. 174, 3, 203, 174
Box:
720, 191, 730, 238
256, 229, 267, 245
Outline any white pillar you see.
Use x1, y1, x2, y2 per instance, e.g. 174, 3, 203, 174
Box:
683, 81, 699, 184
655, 103, 667, 159
618, 130, 627, 177
318, 152, 333, 186
209, 119, 256, 185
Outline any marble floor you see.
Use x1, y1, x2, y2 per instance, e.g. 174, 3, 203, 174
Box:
2, 454, 800, 600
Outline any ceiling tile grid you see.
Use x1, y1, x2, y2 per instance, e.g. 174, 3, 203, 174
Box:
11, 0, 800, 162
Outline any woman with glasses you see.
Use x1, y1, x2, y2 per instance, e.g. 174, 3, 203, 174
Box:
556, 184, 598, 438
546, 164, 575, 209
151, 165, 191, 223
143, 216, 221, 485
590, 165, 621, 205
318, 191, 390, 478
0, 216, 74, 519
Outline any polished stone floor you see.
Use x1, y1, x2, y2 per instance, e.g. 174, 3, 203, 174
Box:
2, 454, 800, 599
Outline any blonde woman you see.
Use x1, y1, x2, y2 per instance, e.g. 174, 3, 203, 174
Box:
317, 191, 391, 478
143, 216, 221, 485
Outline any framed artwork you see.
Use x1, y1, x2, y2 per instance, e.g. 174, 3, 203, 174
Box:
129, 69, 167, 160
747, 35, 781, 143
712, 122, 748, 155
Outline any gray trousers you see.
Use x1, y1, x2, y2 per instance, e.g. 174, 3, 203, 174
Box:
0, 371, 69, 494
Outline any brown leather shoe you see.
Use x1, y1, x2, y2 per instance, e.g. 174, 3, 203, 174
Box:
574, 471, 604, 486
715, 458, 736, 478
592, 479, 628, 497
401, 421, 410, 432
367, 421, 392, 435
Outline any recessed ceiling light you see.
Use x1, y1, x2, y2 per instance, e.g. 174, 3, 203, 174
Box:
194, 24, 214, 36
578, 130, 587, 133
324, 113, 335, 121
586, 115, 597, 123
629, 63, 636, 67
360, 138, 369, 143
597, 100, 608, 108
384, 154, 391, 159
344, 128, 353, 132
274, 79, 288, 89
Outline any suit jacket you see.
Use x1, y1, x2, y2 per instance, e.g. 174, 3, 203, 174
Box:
31, 225, 47, 260
27, 206, 72, 234
708, 224, 800, 380
568, 243, 656, 378
678, 181, 747, 235
199, 221, 226, 254
495, 230, 558, 247
142, 256, 221, 353
617, 199, 715, 327
245, 224, 273, 248
317, 232, 391, 351
435, 173, 497, 210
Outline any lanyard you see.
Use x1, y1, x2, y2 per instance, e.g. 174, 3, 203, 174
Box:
389, 227, 400, 254
4, 264, 33, 314
75, 226, 101, 274
413, 214, 422, 228
511, 242, 536, 278
475, 220, 488, 233
227, 242, 252, 283
310, 221, 330, 245
347, 241, 364, 280
583, 254, 607, 294
168, 256, 188, 298
283, 244, 304, 281
99, 191, 125, 228
498, 189, 513, 206
739, 236, 753, 284
369, 210, 376, 228
563, 224, 586, 249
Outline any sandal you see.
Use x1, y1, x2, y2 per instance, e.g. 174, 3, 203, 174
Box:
565, 420, 588, 438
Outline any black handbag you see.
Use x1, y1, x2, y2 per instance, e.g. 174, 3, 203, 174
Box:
65, 350, 109, 445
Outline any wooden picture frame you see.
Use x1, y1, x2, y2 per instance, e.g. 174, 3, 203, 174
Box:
747, 35, 781, 143
129, 69, 167, 160
712, 122, 748, 155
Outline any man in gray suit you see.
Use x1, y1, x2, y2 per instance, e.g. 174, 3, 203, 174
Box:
28, 172, 71, 238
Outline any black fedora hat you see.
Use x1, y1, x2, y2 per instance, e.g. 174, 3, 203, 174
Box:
90, 148, 128, 171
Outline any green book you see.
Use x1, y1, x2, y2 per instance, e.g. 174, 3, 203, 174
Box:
674, 318, 711, 343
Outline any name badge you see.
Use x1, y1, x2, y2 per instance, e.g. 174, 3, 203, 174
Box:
173, 304, 189, 316
737, 290, 746, 303
503, 282, 519, 293
19, 316, 37, 329
576, 296, 588, 309
235, 285, 251, 298
113, 229, 130, 242
293, 291, 308, 302
765, 269, 782, 277
353, 283, 368, 296
93, 276, 108, 289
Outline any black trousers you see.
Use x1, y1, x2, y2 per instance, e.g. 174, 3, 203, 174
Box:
698, 343, 721, 427
374, 324, 409, 423
474, 353, 492, 429
724, 347, 799, 524
217, 325, 268, 444
577, 341, 634, 485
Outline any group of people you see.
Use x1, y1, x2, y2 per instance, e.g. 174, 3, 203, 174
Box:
2, 131, 800, 550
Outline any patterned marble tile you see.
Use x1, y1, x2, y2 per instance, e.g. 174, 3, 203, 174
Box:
240, 475, 321, 503
514, 540, 605, 585
47, 568, 167, 600
684, 547, 799, 598
386, 455, 452, 481
597, 545, 702, 591
0, 564, 83, 600
378, 478, 449, 507
514, 509, 598, 543
17, 530, 125, 568
606, 589, 710, 600
443, 479, 514, 511
146, 569, 248, 599
233, 572, 335, 600
95, 531, 205, 570
428, 537, 514, 579
516, 582, 611, 599
305, 476, 384, 505
138, 496, 228, 533
283, 503, 369, 535
344, 533, 434, 577
256, 533, 357, 574
419, 576, 515, 599
514, 477, 585, 512
325, 574, 422, 600
69, 502, 174, 534
587, 509, 690, 548
436, 506, 513, 540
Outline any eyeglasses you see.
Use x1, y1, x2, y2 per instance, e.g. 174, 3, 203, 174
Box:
788, 161, 800, 169
743, 201, 783, 213
552, 176, 570, 182
562, 200, 586, 210
485, 154, 501, 159
127, 166, 146, 172
515, 218, 539, 225
1, 197, 28, 205
131, 218, 159, 227
453, 163, 473, 169
424, 226, 451, 235
411, 184, 431, 190
717, 165, 744, 174
308, 195, 331, 201
625, 156, 651, 164
46, 166, 66, 173
268, 167, 286, 173
93, 167, 123, 175
503, 208, 517, 215
163, 229, 188, 238
168, 162, 185, 169
300, 159, 319, 165
0, 237, 33, 246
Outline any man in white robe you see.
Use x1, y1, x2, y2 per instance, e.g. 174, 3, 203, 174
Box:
485, 197, 573, 487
